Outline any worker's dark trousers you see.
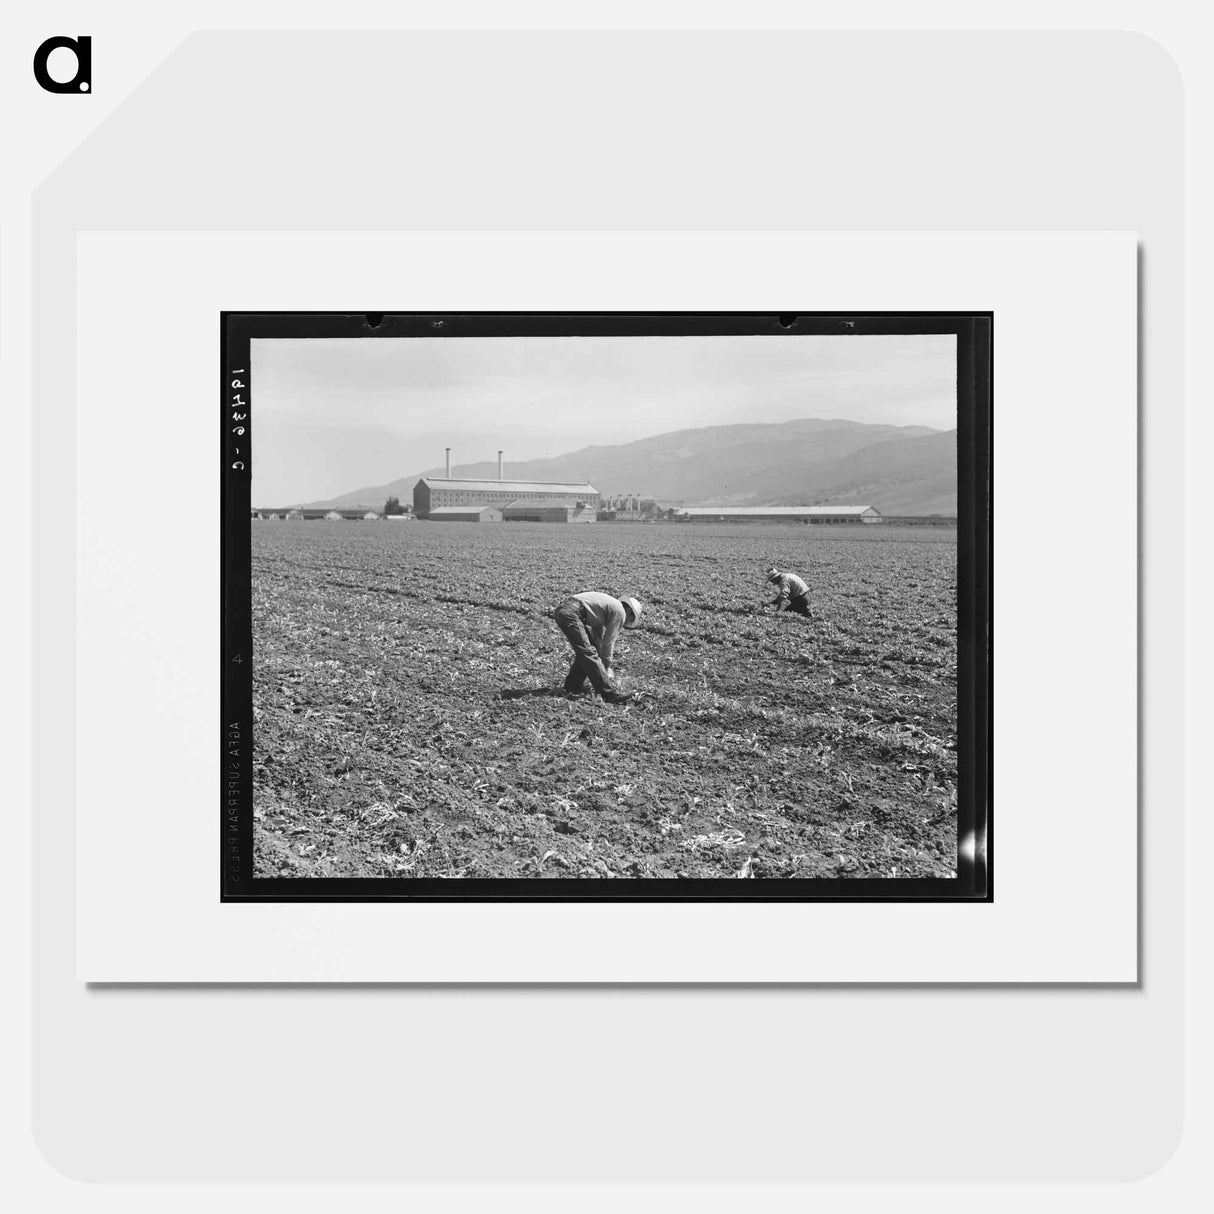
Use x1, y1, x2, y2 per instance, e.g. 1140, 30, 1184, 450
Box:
554, 598, 613, 694
785, 594, 813, 617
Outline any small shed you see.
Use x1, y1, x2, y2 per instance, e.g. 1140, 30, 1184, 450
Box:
324, 510, 343, 521
362, 511, 380, 520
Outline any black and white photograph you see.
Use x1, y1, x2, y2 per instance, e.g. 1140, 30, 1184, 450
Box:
223, 313, 990, 899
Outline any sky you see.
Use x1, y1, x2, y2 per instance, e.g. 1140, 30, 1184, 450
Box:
250, 333, 957, 506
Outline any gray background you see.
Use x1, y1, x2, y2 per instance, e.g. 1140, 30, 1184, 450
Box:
31, 31, 1180, 1180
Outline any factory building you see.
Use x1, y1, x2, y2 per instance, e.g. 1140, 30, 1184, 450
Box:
414, 478, 600, 516
413, 448, 599, 522
599, 493, 649, 521
676, 505, 883, 524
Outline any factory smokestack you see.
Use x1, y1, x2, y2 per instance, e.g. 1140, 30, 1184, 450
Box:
498, 450, 504, 481
445, 448, 451, 478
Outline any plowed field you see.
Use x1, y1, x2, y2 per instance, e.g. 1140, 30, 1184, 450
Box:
252, 521, 958, 880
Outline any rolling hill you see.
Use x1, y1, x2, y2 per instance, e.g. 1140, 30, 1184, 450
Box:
301, 418, 957, 515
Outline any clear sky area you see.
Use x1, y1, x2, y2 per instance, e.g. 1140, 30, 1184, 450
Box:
251, 333, 956, 506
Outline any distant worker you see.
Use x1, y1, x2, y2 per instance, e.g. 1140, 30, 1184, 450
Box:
765, 566, 813, 617
553, 592, 644, 704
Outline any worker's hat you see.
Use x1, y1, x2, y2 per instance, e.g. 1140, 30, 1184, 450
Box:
621, 596, 644, 627
765, 567, 782, 583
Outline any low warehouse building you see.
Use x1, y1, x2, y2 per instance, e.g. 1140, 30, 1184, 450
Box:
426, 505, 504, 523
502, 498, 596, 524
294, 507, 379, 520
676, 505, 882, 524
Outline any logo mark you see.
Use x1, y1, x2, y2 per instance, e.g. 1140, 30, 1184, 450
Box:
33, 35, 91, 93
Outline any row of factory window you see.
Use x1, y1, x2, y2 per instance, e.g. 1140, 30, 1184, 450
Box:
434, 492, 596, 506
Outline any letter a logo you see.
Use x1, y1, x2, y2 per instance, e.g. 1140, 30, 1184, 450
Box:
33, 36, 92, 94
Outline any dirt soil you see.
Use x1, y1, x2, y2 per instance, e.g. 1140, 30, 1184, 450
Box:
251, 521, 958, 880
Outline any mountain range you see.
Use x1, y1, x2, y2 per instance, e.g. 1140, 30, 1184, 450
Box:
300, 418, 957, 515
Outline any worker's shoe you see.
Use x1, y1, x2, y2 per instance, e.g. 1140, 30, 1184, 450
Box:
601, 689, 633, 705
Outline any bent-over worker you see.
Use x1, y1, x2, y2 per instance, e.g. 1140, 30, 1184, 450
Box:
553, 591, 644, 704
766, 566, 813, 617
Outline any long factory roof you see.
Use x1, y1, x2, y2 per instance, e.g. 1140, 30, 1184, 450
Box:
419, 477, 598, 495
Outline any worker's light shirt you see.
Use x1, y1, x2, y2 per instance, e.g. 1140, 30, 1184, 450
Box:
572, 592, 626, 663
772, 572, 809, 605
